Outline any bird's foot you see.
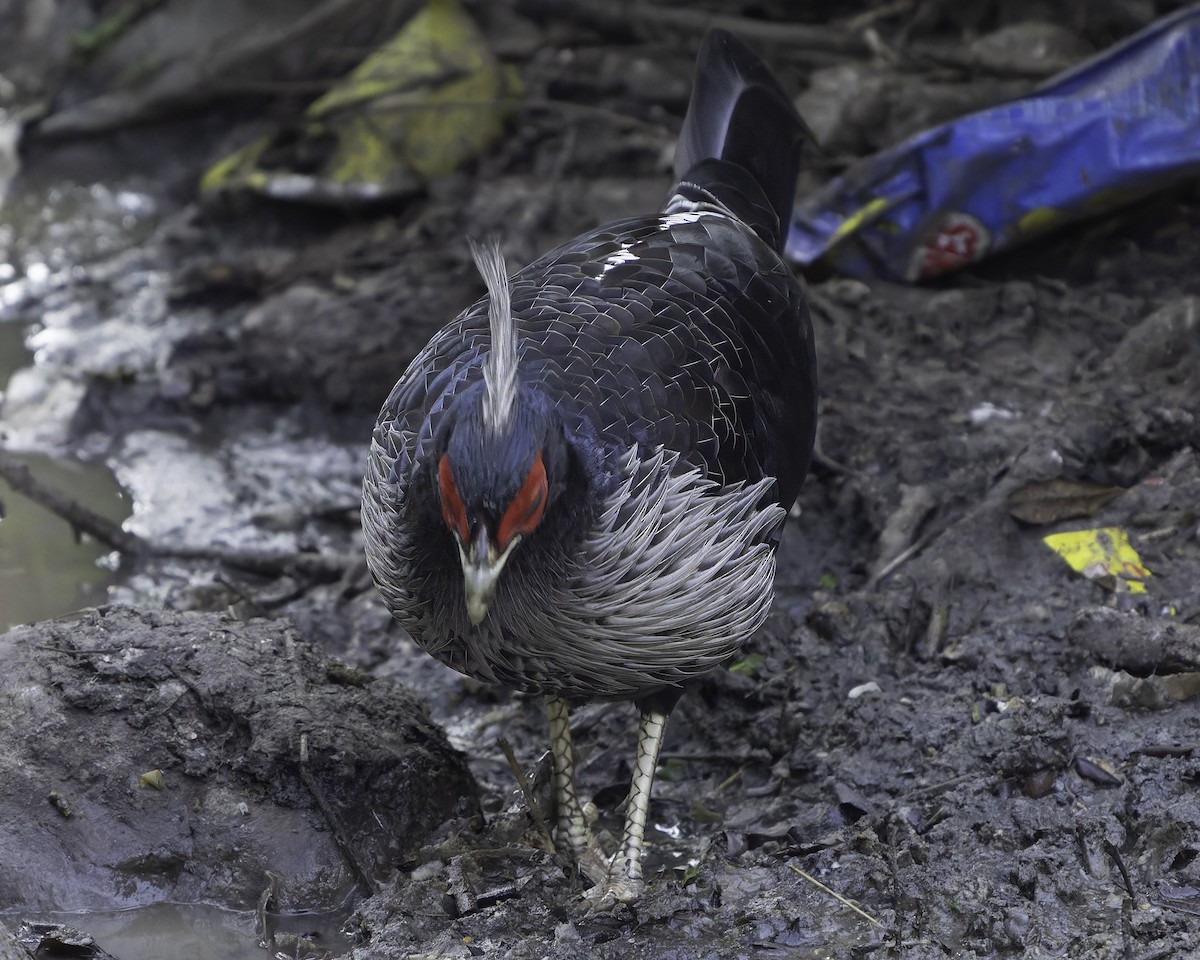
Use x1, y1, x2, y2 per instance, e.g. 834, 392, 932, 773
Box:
582, 871, 644, 912
563, 836, 610, 886
580, 853, 643, 911
552, 806, 609, 885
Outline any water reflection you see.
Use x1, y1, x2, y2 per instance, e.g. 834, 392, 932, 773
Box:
9, 902, 354, 960
0, 128, 157, 631
0, 323, 129, 630
0, 446, 127, 632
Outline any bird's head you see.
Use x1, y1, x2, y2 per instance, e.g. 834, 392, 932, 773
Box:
433, 380, 568, 625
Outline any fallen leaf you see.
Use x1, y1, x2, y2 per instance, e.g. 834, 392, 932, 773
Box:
201, 0, 517, 206
1007, 477, 1124, 524
730, 653, 765, 676
139, 769, 165, 790
1075, 755, 1123, 786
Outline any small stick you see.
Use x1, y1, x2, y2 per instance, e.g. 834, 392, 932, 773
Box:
1104, 839, 1136, 901
868, 526, 941, 589
166, 543, 357, 580
787, 862, 884, 928
840, 0, 912, 31
297, 732, 378, 896
517, 0, 869, 56
254, 870, 281, 946
0, 453, 357, 579
0, 453, 144, 554
713, 768, 743, 794
496, 738, 555, 852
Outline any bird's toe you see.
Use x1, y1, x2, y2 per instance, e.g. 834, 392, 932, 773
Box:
581, 869, 644, 911
568, 840, 610, 886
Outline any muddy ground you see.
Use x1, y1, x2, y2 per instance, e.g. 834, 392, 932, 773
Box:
2, 2, 1200, 958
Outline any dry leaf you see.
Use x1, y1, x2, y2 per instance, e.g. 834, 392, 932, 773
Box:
1007, 477, 1124, 525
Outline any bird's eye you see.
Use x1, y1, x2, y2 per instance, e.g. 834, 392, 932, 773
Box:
497, 451, 547, 550
437, 454, 469, 543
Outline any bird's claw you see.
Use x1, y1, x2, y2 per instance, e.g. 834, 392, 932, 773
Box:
582, 873, 644, 912
580, 853, 643, 911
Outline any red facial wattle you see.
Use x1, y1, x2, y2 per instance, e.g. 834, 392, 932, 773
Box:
497, 451, 547, 551
437, 453, 469, 543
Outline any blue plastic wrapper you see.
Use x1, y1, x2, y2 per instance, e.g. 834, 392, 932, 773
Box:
787, 5, 1200, 281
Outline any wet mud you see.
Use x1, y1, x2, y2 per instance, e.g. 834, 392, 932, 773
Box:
1, 3, 1199, 958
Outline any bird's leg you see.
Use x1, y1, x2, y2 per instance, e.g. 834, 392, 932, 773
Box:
585, 707, 671, 908
546, 696, 588, 856
546, 696, 607, 881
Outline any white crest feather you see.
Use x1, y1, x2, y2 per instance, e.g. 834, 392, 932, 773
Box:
469, 238, 518, 435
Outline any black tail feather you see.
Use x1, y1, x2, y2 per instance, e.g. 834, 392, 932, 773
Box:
671, 30, 812, 252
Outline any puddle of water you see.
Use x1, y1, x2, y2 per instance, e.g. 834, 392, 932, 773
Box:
0, 108, 159, 632
0, 316, 24, 378
0, 323, 129, 631
0, 175, 159, 297
6, 902, 354, 960
0, 445, 129, 632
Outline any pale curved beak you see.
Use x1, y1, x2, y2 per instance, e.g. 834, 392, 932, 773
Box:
457, 525, 518, 625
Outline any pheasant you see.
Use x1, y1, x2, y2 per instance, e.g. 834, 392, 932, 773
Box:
362, 29, 817, 907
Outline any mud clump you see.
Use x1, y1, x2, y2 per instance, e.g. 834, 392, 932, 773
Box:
0, 605, 479, 915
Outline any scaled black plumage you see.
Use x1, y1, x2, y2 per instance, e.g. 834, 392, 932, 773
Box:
363, 29, 817, 906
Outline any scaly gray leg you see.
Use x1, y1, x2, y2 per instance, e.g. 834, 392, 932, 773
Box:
585, 707, 670, 908
546, 695, 592, 861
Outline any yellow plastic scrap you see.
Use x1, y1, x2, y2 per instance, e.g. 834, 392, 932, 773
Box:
200, 0, 516, 205
1016, 206, 1064, 234
828, 196, 895, 246
1042, 527, 1151, 594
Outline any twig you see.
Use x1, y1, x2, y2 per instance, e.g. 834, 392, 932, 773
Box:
0, 452, 358, 580
212, 572, 269, 618
787, 862, 884, 928
840, 0, 913, 32
868, 525, 942, 589
897, 773, 973, 801
1134, 743, 1198, 758
713, 769, 743, 794
1104, 839, 1136, 901
254, 870, 281, 946
520, 0, 1070, 80
0, 453, 144, 554
902, 41, 1077, 79
516, 0, 868, 56
504, 97, 668, 134
811, 434, 855, 477
496, 737, 556, 852
297, 732, 379, 896
1149, 895, 1200, 919
1104, 838, 1136, 960
165, 544, 358, 580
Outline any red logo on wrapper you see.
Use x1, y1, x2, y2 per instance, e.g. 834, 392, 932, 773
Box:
909, 212, 991, 280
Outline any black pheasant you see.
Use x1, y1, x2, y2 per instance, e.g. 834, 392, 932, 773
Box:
362, 30, 817, 906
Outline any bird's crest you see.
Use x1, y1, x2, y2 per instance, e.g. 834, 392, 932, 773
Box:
470, 238, 518, 435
